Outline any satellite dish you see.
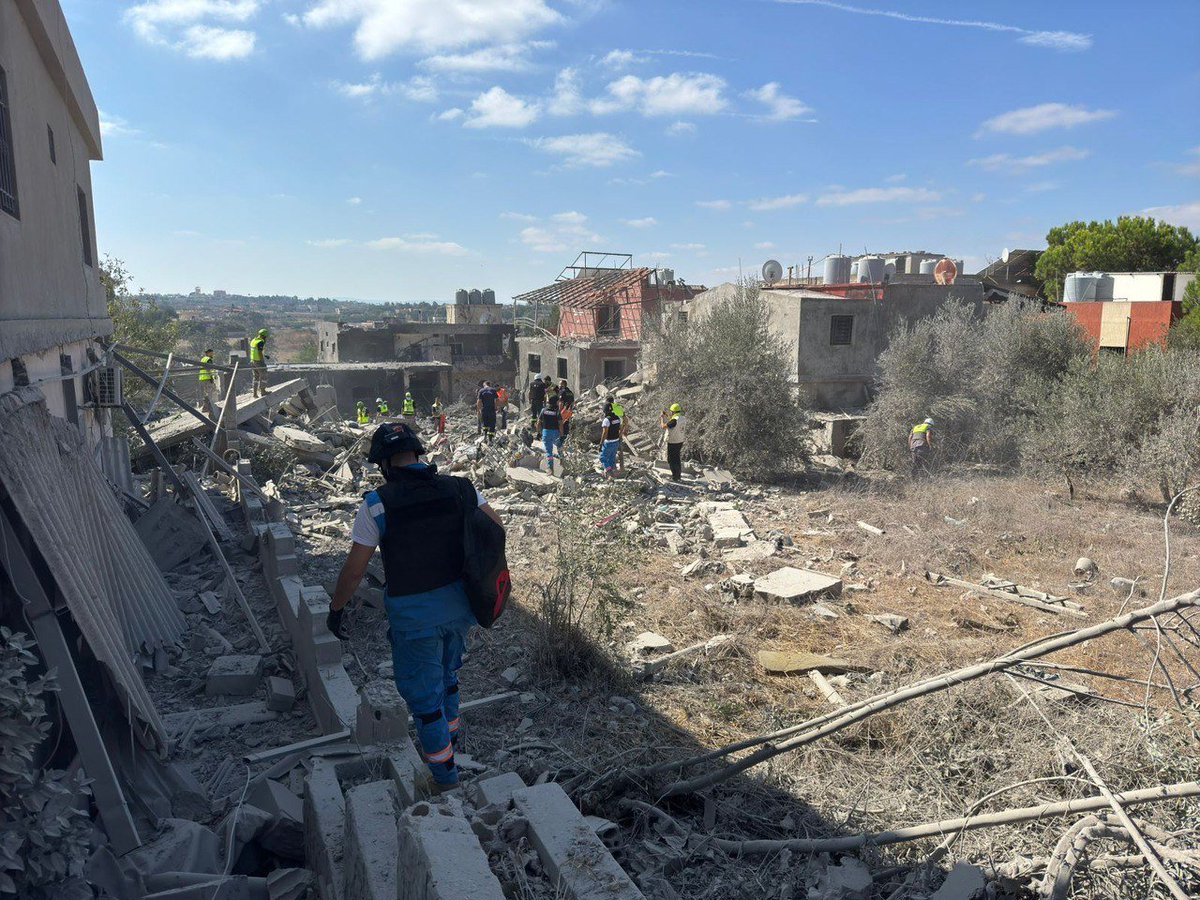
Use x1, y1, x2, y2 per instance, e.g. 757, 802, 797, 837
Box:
1002, 248, 1011, 263
933, 258, 958, 285
762, 259, 783, 283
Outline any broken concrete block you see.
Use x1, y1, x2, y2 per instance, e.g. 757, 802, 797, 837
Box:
267, 676, 296, 712
866, 613, 909, 634
505, 467, 557, 494
354, 679, 410, 744
814, 857, 872, 900
706, 508, 754, 548
929, 862, 985, 900
753, 567, 842, 604
344, 781, 399, 900
266, 867, 314, 900
513, 783, 645, 900
757, 650, 867, 676
134, 498, 209, 572
126, 818, 221, 877
199, 590, 222, 615
628, 632, 673, 656
205, 655, 264, 697
681, 559, 725, 579
303, 760, 346, 900
469, 772, 527, 809
398, 806, 506, 900
723, 540, 777, 562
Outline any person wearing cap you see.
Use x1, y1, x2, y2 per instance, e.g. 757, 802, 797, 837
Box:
198, 348, 217, 412
909, 416, 935, 475
327, 423, 504, 792
660, 403, 686, 482
375, 397, 390, 418
249, 328, 269, 397
599, 400, 622, 478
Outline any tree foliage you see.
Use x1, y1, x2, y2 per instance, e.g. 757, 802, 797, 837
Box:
1034, 216, 1198, 301
641, 281, 810, 479
101, 256, 180, 355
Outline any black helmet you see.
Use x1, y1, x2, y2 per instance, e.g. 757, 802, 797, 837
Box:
367, 423, 425, 464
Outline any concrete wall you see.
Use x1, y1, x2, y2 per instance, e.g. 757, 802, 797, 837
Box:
1104, 272, 1196, 304
0, 0, 109, 365
1065, 300, 1180, 352
516, 337, 639, 396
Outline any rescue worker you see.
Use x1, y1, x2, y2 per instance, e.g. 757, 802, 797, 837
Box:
249, 328, 269, 397
496, 385, 509, 429
611, 400, 627, 470
909, 417, 935, 476
376, 397, 390, 419
356, 401, 371, 426
477, 381, 498, 442
402, 391, 416, 418
198, 348, 216, 412
661, 403, 685, 482
539, 397, 562, 475
326, 423, 504, 791
558, 379, 575, 441
432, 398, 445, 435
528, 375, 547, 429
599, 400, 622, 479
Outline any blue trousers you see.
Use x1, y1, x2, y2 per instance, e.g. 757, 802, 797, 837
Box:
600, 439, 619, 472
542, 428, 561, 462
388, 619, 470, 785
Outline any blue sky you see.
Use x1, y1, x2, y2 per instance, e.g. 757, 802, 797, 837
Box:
64, 0, 1200, 302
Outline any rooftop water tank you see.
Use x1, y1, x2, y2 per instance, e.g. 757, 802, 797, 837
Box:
1095, 275, 1115, 301
482, 288, 496, 304
919, 258, 939, 275
468, 288, 482, 305
455, 289, 469, 305
858, 256, 885, 283
1063, 272, 1100, 302
953, 260, 965, 277
850, 260, 860, 279
884, 262, 897, 279
823, 255, 851, 284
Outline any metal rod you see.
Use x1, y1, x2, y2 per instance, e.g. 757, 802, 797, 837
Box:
121, 404, 187, 495
202, 359, 240, 478
112, 351, 216, 429
140, 352, 173, 424
113, 344, 236, 373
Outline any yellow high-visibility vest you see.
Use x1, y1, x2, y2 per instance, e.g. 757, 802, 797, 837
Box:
249, 336, 266, 362
403, 397, 415, 415
198, 356, 214, 382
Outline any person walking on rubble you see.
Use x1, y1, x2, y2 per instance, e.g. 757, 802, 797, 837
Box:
528, 374, 547, 429
477, 381, 498, 442
557, 379, 575, 442
661, 403, 686, 482
356, 401, 371, 426
599, 400, 622, 479
539, 396, 563, 475
496, 384, 509, 429
326, 423, 505, 792
402, 391, 416, 418
909, 417, 935, 476
198, 348, 217, 413
249, 328, 269, 398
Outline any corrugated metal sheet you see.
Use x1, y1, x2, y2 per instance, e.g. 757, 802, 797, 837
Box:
0, 387, 183, 753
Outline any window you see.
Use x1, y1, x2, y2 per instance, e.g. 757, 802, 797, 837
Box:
0, 67, 18, 218
830, 315, 854, 345
60, 354, 77, 424
47, 125, 56, 164
556, 357, 568, 379
527, 353, 542, 375
77, 187, 93, 266
602, 358, 626, 381
596, 304, 621, 336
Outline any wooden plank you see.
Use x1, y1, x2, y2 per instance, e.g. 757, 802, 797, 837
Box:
182, 471, 235, 542
927, 572, 1087, 618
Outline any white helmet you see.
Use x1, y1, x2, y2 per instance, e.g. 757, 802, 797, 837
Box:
376, 397, 383, 403
924, 417, 935, 426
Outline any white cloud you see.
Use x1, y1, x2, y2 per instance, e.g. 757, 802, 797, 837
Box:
436, 108, 464, 121
885, 173, 907, 183
500, 211, 537, 221
464, 87, 540, 128
307, 238, 351, 248
976, 102, 1116, 137
666, 121, 696, 137
755, 241, 777, 250
1142, 201, 1200, 232
622, 217, 657, 228
1023, 180, 1060, 193
333, 74, 438, 102
971, 192, 987, 203
744, 82, 813, 121
125, 1, 259, 60
347, 196, 362, 205
772, 1, 1092, 52
816, 186, 942, 206
419, 41, 550, 73
528, 132, 639, 167
671, 242, 706, 251
301, 0, 562, 60
696, 199, 731, 210
914, 206, 965, 220
1171, 147, 1200, 178
99, 111, 140, 138
968, 146, 1089, 175
601, 49, 639, 69
518, 210, 602, 253
547, 68, 583, 116
748, 193, 808, 211
591, 73, 727, 117
367, 236, 468, 255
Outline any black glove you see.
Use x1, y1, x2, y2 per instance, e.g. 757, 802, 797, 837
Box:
327, 607, 347, 640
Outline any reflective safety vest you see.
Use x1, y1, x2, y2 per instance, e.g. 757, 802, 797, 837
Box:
909, 422, 931, 450
249, 336, 266, 363
378, 401, 390, 415
357, 408, 370, 425
198, 356, 214, 382
403, 397, 416, 416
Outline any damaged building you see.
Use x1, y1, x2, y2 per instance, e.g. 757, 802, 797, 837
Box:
515, 252, 705, 393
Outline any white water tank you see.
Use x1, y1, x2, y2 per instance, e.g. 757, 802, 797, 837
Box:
1063, 272, 1100, 302
858, 256, 885, 283
823, 255, 851, 284
919, 258, 939, 275
850, 260, 859, 279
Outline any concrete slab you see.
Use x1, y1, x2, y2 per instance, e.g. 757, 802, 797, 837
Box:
468, 772, 527, 809
344, 781, 400, 900
267, 676, 296, 712
304, 760, 346, 900
929, 863, 986, 900
133, 497, 208, 572
505, 467, 558, 495
707, 508, 754, 548
398, 807, 506, 900
757, 650, 867, 676
513, 783, 644, 900
205, 655, 264, 697
753, 567, 842, 604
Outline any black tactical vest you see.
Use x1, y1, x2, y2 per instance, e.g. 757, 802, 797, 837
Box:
374, 468, 467, 596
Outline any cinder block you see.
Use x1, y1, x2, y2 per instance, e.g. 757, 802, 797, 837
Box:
354, 680, 410, 745
309, 633, 344, 667
344, 781, 400, 900
513, 783, 644, 900
267, 676, 296, 712
304, 759, 346, 900
398, 807, 505, 900
278, 576, 305, 623
469, 772, 527, 810
299, 585, 332, 637
311, 664, 360, 732
264, 522, 296, 557
205, 655, 263, 697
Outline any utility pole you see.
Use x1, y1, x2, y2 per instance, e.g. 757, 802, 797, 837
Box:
807, 256, 813, 282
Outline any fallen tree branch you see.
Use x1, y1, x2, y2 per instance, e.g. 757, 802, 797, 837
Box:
634, 589, 1200, 798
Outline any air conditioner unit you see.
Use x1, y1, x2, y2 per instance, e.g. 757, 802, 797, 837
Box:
91, 366, 124, 407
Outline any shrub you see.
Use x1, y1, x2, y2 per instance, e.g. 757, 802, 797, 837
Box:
0, 628, 92, 898
641, 280, 811, 479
